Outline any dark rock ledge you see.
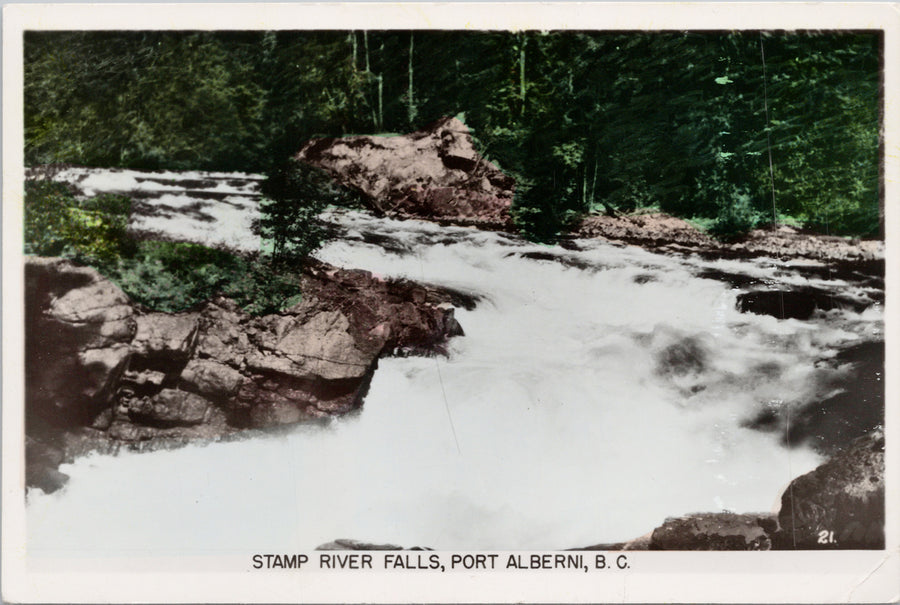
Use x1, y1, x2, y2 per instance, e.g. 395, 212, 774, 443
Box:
25, 256, 468, 494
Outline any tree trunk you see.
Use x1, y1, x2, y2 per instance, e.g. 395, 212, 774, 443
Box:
363, 30, 371, 73
377, 74, 384, 131
519, 33, 527, 116
407, 33, 416, 126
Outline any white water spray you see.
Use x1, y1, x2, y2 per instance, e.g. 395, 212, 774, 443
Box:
27, 174, 880, 555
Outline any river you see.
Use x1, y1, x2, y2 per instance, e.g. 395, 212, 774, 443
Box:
26, 168, 882, 555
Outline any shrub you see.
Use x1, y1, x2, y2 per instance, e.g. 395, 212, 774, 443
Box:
105, 241, 302, 314
709, 189, 765, 242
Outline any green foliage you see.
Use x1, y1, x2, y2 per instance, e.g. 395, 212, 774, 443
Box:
24, 180, 302, 315
104, 241, 302, 314
24, 179, 133, 263
25, 30, 882, 239
258, 161, 356, 265
25, 32, 269, 170
708, 189, 766, 241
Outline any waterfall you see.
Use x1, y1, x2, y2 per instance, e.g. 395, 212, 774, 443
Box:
26, 171, 881, 554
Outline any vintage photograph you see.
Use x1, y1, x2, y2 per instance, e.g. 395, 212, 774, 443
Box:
3, 3, 896, 603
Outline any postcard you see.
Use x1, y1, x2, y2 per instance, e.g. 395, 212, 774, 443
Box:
2, 3, 898, 602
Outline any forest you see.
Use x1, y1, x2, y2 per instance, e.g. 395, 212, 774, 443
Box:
24, 29, 882, 243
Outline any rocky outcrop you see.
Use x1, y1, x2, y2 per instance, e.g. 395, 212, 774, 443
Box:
24, 256, 466, 493
649, 513, 777, 550
296, 116, 514, 227
25, 258, 137, 426
773, 430, 884, 550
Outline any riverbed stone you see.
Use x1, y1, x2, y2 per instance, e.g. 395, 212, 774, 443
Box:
774, 429, 884, 549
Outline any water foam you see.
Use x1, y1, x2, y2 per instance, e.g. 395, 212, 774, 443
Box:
27, 195, 880, 554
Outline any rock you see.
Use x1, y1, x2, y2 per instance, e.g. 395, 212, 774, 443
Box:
25, 435, 69, 494
248, 400, 305, 427
25, 257, 136, 424
785, 341, 884, 455
24, 255, 468, 489
126, 389, 210, 427
316, 539, 404, 551
736, 288, 872, 320
574, 213, 713, 249
774, 429, 884, 549
297, 117, 513, 226
122, 369, 168, 391
78, 345, 133, 403
179, 359, 244, 400
266, 310, 373, 381
131, 313, 199, 365
650, 513, 775, 550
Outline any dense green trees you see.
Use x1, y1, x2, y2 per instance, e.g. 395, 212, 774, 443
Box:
24, 30, 882, 239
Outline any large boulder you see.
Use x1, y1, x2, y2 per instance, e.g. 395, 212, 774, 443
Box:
773, 429, 884, 549
296, 116, 513, 226
25, 257, 136, 425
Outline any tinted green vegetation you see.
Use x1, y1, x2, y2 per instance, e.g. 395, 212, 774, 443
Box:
24, 181, 301, 314
103, 241, 302, 314
259, 161, 360, 265
24, 180, 133, 262
25, 30, 881, 239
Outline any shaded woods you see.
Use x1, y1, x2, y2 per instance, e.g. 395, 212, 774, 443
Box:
25, 30, 881, 240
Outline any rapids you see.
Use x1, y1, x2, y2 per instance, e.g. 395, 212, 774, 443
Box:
26, 170, 882, 554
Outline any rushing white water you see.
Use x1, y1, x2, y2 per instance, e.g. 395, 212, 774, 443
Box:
26, 172, 882, 555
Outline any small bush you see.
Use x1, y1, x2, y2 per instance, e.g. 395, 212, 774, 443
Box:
105, 241, 302, 314
709, 190, 765, 242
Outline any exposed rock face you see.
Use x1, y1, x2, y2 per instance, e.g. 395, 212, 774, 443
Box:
24, 256, 465, 493
296, 116, 514, 227
649, 513, 776, 550
773, 430, 885, 550
25, 258, 137, 426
